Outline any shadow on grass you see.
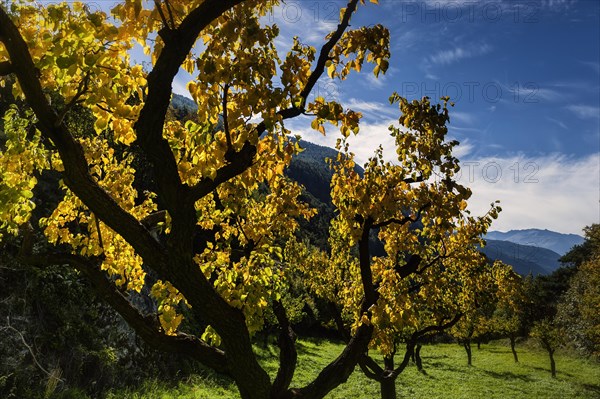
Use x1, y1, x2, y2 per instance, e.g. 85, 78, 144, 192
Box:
479, 369, 535, 382
582, 383, 600, 394
485, 348, 511, 354
295, 340, 330, 358
527, 365, 576, 378
425, 360, 464, 373
422, 353, 451, 360
184, 368, 238, 391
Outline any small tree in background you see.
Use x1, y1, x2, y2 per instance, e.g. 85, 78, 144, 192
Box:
556, 224, 600, 358
489, 263, 526, 363
530, 318, 566, 378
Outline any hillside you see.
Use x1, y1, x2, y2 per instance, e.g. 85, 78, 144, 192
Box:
480, 239, 562, 275
486, 229, 584, 255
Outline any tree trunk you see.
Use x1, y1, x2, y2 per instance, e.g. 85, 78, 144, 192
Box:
549, 349, 556, 378
379, 355, 397, 399
509, 336, 519, 363
380, 377, 397, 399
415, 344, 424, 374
463, 341, 472, 366
477, 341, 481, 350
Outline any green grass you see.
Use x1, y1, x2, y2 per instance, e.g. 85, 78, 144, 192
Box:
105, 339, 600, 399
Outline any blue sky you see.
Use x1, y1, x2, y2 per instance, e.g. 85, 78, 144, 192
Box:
239, 0, 599, 235
91, 0, 598, 234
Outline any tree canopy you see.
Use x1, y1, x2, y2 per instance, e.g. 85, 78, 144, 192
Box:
0, 1, 503, 398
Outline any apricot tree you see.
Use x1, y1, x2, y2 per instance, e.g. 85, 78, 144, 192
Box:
0, 1, 391, 397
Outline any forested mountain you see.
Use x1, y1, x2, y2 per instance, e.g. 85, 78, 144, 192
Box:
480, 239, 561, 275
486, 229, 584, 255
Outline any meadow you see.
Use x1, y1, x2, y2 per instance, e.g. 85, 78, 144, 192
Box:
106, 339, 600, 399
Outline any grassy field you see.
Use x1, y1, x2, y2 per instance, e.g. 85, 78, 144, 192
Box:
106, 339, 600, 399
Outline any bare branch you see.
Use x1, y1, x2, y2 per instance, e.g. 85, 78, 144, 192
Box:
222, 83, 233, 150
373, 314, 463, 381
372, 202, 431, 229
358, 354, 384, 382
55, 71, 91, 126
164, 0, 177, 32
1, 318, 64, 382
154, 0, 173, 31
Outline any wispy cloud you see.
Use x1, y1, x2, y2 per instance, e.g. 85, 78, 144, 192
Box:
450, 111, 476, 125
429, 43, 492, 65
580, 61, 600, 74
345, 98, 398, 121
547, 117, 568, 130
566, 105, 600, 119
289, 111, 597, 235
460, 153, 599, 234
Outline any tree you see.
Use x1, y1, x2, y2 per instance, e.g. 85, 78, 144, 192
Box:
556, 224, 600, 357
292, 95, 500, 399
524, 267, 569, 378
489, 262, 526, 363
0, 1, 394, 397
447, 260, 517, 367
530, 318, 565, 378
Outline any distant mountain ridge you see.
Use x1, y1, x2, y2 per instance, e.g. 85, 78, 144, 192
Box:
480, 239, 562, 275
486, 229, 584, 255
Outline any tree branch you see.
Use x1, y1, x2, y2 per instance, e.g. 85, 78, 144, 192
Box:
0, 6, 167, 269
134, 0, 246, 224
358, 354, 384, 382
298, 0, 359, 103
222, 83, 233, 150
372, 202, 431, 229
154, 0, 173, 31
271, 300, 298, 397
55, 70, 91, 126
0, 60, 12, 75
20, 253, 229, 373
387, 313, 462, 378
1, 318, 63, 382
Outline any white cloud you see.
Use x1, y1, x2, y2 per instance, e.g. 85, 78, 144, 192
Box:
460, 153, 599, 235
580, 61, 600, 74
547, 117, 568, 130
287, 117, 399, 165
450, 111, 475, 125
429, 43, 492, 65
345, 98, 398, 121
288, 113, 597, 235
566, 105, 600, 119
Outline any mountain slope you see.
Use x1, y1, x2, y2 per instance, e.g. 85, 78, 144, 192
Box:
486, 229, 584, 255
480, 239, 562, 275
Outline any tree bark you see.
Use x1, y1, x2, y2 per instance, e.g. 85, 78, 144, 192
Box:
380, 377, 397, 399
271, 301, 297, 398
414, 344, 424, 373
509, 336, 519, 363
463, 341, 472, 366
549, 348, 556, 378
380, 355, 397, 399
